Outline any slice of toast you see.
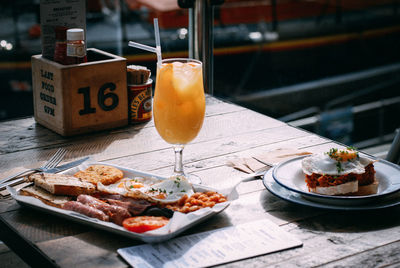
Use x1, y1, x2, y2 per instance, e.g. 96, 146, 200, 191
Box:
352, 179, 379, 196
20, 185, 72, 208
310, 180, 358, 196
28, 173, 96, 196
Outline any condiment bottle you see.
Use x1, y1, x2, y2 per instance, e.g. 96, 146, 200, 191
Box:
66, 28, 87, 64
53, 26, 68, 64
127, 65, 152, 124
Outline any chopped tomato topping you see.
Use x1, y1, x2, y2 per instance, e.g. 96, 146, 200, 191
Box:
305, 163, 375, 189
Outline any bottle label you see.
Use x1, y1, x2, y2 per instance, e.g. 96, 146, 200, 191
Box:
67, 44, 86, 57
128, 80, 153, 123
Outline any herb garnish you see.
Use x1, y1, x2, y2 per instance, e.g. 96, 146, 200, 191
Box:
149, 187, 167, 194
326, 147, 359, 174
174, 177, 181, 188
326, 147, 359, 162
336, 161, 344, 173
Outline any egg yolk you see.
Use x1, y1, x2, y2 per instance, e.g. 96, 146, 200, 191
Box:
123, 179, 145, 189
338, 151, 358, 161
154, 193, 166, 199
326, 148, 358, 162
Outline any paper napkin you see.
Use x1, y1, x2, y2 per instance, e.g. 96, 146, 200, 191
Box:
227, 148, 312, 173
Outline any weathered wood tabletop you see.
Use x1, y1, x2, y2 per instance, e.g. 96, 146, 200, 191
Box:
0, 96, 399, 267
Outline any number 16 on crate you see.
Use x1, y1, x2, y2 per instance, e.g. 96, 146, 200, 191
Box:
32, 48, 128, 136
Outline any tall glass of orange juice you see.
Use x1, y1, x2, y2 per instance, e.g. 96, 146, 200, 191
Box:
154, 58, 205, 184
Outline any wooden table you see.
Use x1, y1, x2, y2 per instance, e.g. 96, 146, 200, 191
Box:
0, 96, 399, 267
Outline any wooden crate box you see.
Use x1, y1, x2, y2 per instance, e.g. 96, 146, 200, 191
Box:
32, 48, 128, 136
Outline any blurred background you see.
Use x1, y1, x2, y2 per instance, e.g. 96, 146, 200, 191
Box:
0, 0, 399, 153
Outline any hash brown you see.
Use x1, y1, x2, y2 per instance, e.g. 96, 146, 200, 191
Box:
74, 165, 124, 185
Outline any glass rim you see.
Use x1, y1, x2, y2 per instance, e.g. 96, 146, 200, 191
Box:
160, 58, 202, 65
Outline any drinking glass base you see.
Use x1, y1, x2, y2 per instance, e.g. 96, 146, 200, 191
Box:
175, 173, 202, 185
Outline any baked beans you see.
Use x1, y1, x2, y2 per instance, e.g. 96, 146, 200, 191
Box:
165, 191, 227, 213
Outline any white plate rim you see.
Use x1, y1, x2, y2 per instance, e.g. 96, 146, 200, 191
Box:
263, 169, 400, 211
272, 155, 400, 201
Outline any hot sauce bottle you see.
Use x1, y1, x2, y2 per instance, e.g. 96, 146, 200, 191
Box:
66, 28, 87, 64
53, 26, 68, 64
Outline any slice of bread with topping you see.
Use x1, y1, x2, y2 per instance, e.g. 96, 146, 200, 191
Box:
28, 173, 96, 196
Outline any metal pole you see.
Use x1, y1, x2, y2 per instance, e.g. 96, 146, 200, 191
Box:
386, 128, 400, 164
193, 0, 214, 95
188, 7, 194, 59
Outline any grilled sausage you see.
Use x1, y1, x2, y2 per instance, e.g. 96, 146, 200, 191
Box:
63, 201, 109, 221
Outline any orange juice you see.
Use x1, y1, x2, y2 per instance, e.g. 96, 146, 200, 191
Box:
154, 59, 205, 145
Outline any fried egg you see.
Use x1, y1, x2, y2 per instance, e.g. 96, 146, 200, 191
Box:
97, 177, 160, 196
97, 175, 194, 203
302, 148, 373, 176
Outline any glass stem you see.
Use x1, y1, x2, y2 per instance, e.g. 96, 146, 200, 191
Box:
173, 145, 185, 176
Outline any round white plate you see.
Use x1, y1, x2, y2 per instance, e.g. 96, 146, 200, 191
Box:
271, 156, 400, 206
263, 169, 400, 210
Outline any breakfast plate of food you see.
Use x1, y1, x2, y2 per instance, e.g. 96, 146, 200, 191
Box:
263, 168, 400, 210
8, 161, 238, 243
271, 148, 400, 205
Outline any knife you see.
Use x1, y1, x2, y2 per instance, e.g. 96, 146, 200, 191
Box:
0, 157, 90, 190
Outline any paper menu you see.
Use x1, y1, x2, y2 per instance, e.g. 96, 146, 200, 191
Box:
118, 219, 302, 268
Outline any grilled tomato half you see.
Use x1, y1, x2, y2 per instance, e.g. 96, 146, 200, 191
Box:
122, 216, 169, 233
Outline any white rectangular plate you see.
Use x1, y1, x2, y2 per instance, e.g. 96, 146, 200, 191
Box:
9, 161, 238, 243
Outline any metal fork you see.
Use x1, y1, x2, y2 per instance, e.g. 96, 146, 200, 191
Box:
214, 164, 273, 192
0, 148, 67, 185
240, 164, 272, 183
